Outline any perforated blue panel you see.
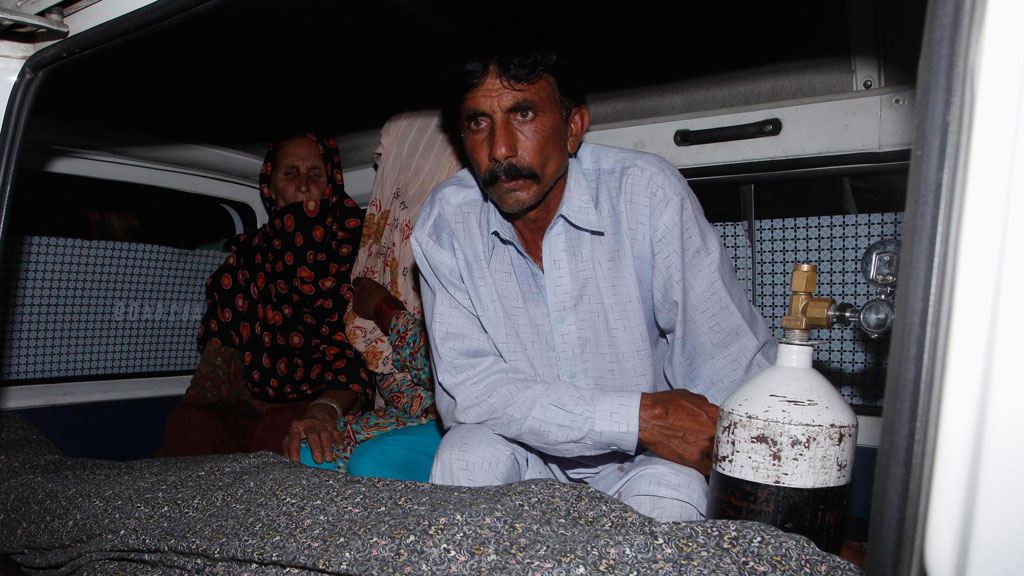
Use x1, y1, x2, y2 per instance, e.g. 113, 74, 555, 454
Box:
0, 237, 224, 381
714, 212, 903, 408
2, 214, 900, 409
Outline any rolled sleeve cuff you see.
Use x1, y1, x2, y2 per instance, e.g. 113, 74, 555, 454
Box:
594, 391, 642, 454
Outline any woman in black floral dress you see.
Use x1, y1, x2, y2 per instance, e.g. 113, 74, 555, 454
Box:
161, 133, 371, 460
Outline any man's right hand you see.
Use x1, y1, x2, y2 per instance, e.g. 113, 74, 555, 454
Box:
637, 389, 719, 476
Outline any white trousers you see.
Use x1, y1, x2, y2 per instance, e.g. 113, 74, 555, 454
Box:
430, 424, 708, 522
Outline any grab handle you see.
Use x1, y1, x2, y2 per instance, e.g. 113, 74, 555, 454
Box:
673, 118, 782, 146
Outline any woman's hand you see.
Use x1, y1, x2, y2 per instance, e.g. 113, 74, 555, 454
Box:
282, 390, 358, 464
283, 405, 342, 464
352, 277, 404, 331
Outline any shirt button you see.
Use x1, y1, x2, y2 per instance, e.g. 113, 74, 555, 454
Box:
556, 312, 566, 324
567, 371, 577, 380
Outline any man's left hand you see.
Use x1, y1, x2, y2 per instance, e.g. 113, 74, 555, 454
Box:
637, 389, 719, 476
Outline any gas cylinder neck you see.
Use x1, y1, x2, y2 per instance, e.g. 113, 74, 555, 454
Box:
776, 342, 814, 368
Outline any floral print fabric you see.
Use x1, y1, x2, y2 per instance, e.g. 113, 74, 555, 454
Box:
344, 111, 461, 374
387, 309, 432, 388
329, 113, 461, 471
332, 310, 435, 470
198, 133, 370, 403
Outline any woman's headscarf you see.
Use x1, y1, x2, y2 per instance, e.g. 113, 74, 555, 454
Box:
198, 133, 370, 403
343, 111, 462, 374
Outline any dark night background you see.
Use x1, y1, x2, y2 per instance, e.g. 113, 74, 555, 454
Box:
27, 0, 926, 153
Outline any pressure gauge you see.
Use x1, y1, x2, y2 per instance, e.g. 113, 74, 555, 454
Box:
859, 298, 895, 338
861, 238, 901, 289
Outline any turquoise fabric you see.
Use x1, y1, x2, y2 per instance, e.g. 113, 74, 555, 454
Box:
347, 421, 443, 482
298, 440, 337, 470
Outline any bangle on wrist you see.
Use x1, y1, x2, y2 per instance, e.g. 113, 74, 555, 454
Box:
309, 397, 343, 420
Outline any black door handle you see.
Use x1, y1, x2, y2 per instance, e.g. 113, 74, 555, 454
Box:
674, 118, 782, 146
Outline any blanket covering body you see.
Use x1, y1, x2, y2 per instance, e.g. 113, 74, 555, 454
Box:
0, 414, 860, 575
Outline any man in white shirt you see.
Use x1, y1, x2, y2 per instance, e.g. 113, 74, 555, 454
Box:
412, 45, 775, 521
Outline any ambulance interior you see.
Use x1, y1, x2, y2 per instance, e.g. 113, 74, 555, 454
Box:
0, 0, 985, 574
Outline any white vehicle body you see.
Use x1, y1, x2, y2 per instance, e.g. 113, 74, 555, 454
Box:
0, 0, 1019, 573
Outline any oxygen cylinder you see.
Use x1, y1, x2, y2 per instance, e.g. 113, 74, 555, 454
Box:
706, 264, 858, 554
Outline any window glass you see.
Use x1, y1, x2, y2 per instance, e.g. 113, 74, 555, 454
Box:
7, 170, 256, 250
0, 172, 257, 384
692, 171, 908, 223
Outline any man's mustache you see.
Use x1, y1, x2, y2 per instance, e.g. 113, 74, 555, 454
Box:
480, 161, 540, 189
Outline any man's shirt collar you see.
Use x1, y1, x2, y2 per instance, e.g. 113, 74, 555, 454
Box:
558, 156, 603, 233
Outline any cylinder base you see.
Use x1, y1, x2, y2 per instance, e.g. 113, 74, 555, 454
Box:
707, 468, 849, 554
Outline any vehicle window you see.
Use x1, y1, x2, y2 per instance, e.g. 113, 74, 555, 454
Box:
0, 171, 258, 384
7, 170, 256, 249
693, 170, 907, 414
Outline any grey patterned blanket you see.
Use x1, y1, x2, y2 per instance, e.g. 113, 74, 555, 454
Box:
0, 413, 860, 575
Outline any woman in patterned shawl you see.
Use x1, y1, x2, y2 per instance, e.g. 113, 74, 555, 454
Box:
161, 133, 371, 459
306, 111, 461, 481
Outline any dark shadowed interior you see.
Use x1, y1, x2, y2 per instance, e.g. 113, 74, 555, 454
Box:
27, 0, 925, 155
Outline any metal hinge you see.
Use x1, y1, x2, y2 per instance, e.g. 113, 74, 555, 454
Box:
0, 0, 69, 39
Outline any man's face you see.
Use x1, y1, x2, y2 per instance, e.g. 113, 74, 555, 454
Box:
269, 137, 329, 208
460, 71, 588, 217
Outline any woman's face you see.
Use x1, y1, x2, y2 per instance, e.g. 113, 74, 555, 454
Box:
269, 137, 329, 208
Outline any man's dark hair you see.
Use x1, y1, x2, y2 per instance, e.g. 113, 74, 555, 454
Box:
443, 35, 587, 139
459, 48, 586, 120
